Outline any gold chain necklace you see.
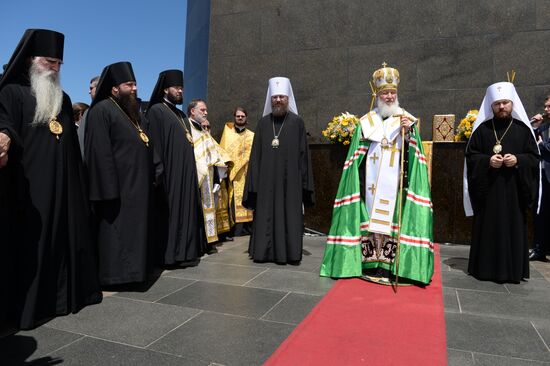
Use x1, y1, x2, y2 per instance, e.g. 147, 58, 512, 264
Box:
271, 113, 288, 149
491, 118, 514, 154
162, 102, 193, 145
109, 97, 149, 147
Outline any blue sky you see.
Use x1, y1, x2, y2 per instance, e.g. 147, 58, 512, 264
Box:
0, 0, 187, 104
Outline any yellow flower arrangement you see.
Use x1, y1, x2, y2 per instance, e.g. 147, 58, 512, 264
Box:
322, 112, 359, 145
454, 109, 478, 141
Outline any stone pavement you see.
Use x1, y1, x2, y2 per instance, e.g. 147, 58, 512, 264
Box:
442, 245, 550, 366
1, 237, 550, 365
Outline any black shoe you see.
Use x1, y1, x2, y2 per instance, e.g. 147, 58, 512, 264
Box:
224, 236, 234, 242
529, 251, 547, 261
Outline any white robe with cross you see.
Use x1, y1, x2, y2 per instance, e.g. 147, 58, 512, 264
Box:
359, 108, 414, 235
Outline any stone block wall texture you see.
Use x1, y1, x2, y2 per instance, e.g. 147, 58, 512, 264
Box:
205, 0, 550, 142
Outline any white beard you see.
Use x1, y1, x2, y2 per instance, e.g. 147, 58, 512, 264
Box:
30, 62, 63, 125
376, 97, 401, 118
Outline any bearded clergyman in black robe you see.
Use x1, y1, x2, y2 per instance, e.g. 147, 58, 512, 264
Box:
0, 29, 102, 334
145, 69, 206, 265
243, 77, 315, 264
464, 81, 540, 283
84, 62, 154, 285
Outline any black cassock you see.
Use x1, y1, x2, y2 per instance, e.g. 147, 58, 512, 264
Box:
466, 118, 539, 282
0, 83, 102, 332
243, 112, 314, 263
145, 102, 206, 264
85, 99, 154, 285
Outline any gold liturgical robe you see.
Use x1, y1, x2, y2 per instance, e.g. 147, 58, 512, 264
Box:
188, 120, 228, 243
213, 139, 233, 235
219, 122, 254, 224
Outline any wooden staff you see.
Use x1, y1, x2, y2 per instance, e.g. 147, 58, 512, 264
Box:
392, 125, 407, 293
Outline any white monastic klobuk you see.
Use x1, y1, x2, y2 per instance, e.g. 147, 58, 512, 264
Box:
262, 76, 298, 117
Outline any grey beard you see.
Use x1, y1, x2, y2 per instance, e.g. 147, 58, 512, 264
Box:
193, 114, 205, 123
376, 97, 400, 118
30, 63, 63, 125
272, 105, 288, 117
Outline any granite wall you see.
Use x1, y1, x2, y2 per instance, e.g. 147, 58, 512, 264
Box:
204, 0, 550, 142
199, 0, 548, 241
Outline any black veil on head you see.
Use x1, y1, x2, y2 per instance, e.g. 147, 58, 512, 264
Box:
91, 61, 136, 107
0, 28, 64, 90
148, 69, 183, 107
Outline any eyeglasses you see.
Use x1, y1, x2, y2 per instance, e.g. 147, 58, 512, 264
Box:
235, 115, 246, 118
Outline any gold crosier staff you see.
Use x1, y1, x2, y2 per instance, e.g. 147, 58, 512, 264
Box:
392, 124, 407, 293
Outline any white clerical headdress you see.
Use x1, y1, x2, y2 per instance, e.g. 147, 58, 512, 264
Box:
463, 81, 539, 216
262, 76, 298, 117
470, 82, 531, 134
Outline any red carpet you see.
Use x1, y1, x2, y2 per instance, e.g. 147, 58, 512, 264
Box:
265, 245, 447, 366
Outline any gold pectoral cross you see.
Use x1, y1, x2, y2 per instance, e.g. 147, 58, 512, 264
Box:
389, 142, 400, 167
368, 184, 376, 195
370, 152, 379, 164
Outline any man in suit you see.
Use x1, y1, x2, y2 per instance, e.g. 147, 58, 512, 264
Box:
530, 96, 550, 261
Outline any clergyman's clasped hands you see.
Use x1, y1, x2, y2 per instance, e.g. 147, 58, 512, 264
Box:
489, 153, 517, 168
